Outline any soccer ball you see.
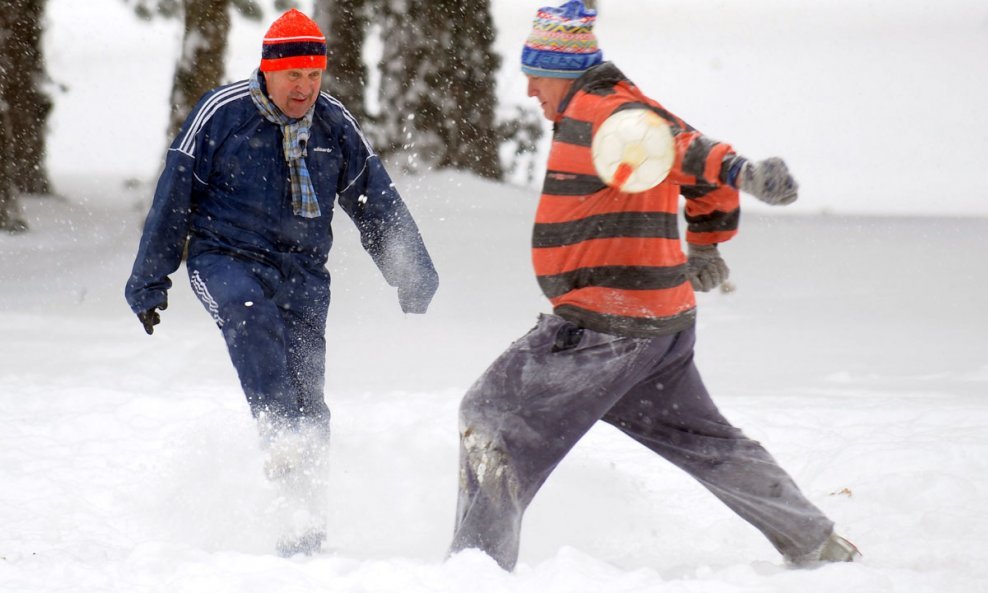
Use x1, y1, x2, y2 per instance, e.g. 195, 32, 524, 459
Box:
591, 108, 675, 193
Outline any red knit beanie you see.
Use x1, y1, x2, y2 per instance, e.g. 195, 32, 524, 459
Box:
260, 9, 327, 72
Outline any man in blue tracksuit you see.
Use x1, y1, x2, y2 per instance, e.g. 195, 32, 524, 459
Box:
124, 9, 438, 556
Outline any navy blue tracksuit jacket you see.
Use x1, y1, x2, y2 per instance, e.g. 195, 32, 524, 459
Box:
125, 74, 438, 421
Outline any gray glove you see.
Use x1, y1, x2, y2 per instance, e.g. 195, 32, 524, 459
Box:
687, 244, 729, 292
738, 157, 799, 205
398, 282, 437, 314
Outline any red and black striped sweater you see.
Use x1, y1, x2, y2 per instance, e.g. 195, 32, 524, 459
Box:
533, 63, 740, 337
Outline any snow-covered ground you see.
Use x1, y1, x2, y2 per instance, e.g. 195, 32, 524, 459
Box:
3, 0, 988, 591
3, 172, 987, 592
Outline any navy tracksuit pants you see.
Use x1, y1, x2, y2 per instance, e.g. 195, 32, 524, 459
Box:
450, 314, 834, 570
188, 252, 331, 426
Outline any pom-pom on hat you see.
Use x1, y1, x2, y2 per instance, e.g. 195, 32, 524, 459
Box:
521, 0, 603, 79
260, 9, 327, 72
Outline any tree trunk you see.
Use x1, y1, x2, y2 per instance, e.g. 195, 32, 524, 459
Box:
1, 0, 53, 196
167, 0, 232, 138
0, 94, 25, 232
376, 0, 503, 180
0, 8, 14, 227
0, 89, 29, 232
435, 0, 502, 179
313, 0, 370, 123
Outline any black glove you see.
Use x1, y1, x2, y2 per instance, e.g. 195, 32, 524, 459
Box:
687, 244, 729, 292
738, 157, 799, 205
137, 299, 167, 335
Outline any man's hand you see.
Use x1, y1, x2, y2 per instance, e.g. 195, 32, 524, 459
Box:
687, 244, 729, 292
738, 157, 799, 205
137, 300, 167, 335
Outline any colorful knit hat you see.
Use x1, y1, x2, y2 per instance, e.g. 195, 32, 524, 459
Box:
521, 0, 603, 78
260, 9, 327, 72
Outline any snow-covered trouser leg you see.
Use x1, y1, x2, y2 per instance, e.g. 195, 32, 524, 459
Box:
450, 314, 661, 570
259, 416, 331, 557
189, 254, 332, 555
188, 253, 331, 424
600, 327, 834, 562
450, 314, 834, 569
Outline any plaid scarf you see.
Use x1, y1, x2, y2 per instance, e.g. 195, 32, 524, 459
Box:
249, 70, 321, 219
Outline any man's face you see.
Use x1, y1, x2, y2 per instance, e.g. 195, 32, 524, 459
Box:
526, 75, 574, 121
263, 68, 324, 119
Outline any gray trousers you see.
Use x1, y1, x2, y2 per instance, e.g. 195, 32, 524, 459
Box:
450, 314, 833, 570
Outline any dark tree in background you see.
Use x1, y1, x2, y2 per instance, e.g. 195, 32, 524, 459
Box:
169, 0, 236, 137
0, 15, 22, 231
125, 0, 265, 138
0, 83, 29, 233
313, 0, 370, 123
319, 0, 542, 182
0, 0, 53, 199
376, 0, 504, 179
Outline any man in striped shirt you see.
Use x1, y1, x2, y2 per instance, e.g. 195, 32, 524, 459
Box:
449, 0, 857, 571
